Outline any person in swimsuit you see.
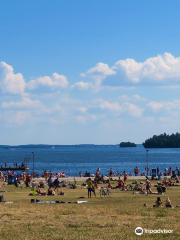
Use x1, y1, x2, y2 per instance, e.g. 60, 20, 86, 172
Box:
117, 177, 123, 188
146, 178, 151, 195
155, 197, 163, 207
134, 167, 139, 176
123, 171, 127, 182
87, 178, 93, 198
109, 168, 113, 177
165, 197, 172, 208
44, 170, 48, 183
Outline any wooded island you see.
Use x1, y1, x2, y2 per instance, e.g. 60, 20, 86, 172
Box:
120, 142, 136, 147
143, 132, 180, 148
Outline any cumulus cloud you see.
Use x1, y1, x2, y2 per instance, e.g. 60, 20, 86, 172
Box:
146, 101, 164, 111
100, 101, 123, 113
2, 97, 43, 109
71, 81, 91, 91
81, 63, 116, 87
99, 100, 143, 117
157, 85, 180, 89
122, 102, 144, 117
113, 52, 180, 83
60, 97, 81, 105
0, 61, 68, 95
78, 107, 87, 113
147, 99, 180, 111
0, 62, 26, 94
2, 111, 32, 125
27, 73, 68, 90
118, 94, 147, 102
81, 63, 116, 78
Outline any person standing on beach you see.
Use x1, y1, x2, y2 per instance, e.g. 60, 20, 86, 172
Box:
87, 178, 93, 198
48, 175, 53, 189
123, 171, 127, 182
44, 170, 48, 183
96, 168, 100, 177
168, 167, 172, 176
109, 168, 113, 177
54, 178, 59, 192
117, 177, 123, 188
22, 171, 26, 183
134, 167, 139, 176
146, 178, 151, 195
49, 171, 53, 178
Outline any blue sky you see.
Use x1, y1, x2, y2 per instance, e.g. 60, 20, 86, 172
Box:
1, 1, 180, 145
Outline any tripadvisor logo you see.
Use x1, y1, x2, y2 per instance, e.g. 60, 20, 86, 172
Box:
135, 227, 143, 235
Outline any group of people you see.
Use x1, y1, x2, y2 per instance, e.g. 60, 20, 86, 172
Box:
155, 197, 172, 208
79, 166, 180, 178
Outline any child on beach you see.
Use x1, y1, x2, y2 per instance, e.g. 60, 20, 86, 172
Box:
87, 178, 95, 198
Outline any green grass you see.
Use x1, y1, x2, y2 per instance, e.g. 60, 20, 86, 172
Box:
0, 179, 179, 239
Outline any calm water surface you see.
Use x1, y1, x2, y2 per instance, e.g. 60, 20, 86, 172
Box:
0, 145, 180, 176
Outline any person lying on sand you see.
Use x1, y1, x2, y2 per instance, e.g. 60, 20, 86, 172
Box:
94, 182, 100, 189
36, 188, 47, 195
47, 188, 55, 195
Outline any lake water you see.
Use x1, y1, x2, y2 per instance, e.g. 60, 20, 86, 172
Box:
0, 144, 180, 176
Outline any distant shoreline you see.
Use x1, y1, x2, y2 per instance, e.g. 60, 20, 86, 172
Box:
33, 175, 170, 182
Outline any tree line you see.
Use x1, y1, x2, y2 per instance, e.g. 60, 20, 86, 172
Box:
120, 142, 136, 147
143, 132, 180, 148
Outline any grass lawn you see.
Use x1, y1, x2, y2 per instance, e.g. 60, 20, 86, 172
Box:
0, 179, 180, 240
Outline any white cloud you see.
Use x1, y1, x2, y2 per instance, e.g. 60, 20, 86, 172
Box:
146, 101, 164, 111
76, 115, 87, 123
159, 117, 169, 122
157, 85, 180, 89
2, 111, 32, 125
118, 94, 147, 102
100, 101, 123, 113
113, 52, 180, 83
142, 117, 155, 122
147, 99, 180, 111
90, 114, 97, 120
102, 86, 136, 91
81, 63, 116, 87
2, 97, 43, 109
99, 100, 143, 117
27, 73, 68, 90
71, 81, 91, 91
60, 97, 81, 104
0, 62, 26, 94
122, 102, 144, 117
81, 62, 116, 78
78, 107, 87, 113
